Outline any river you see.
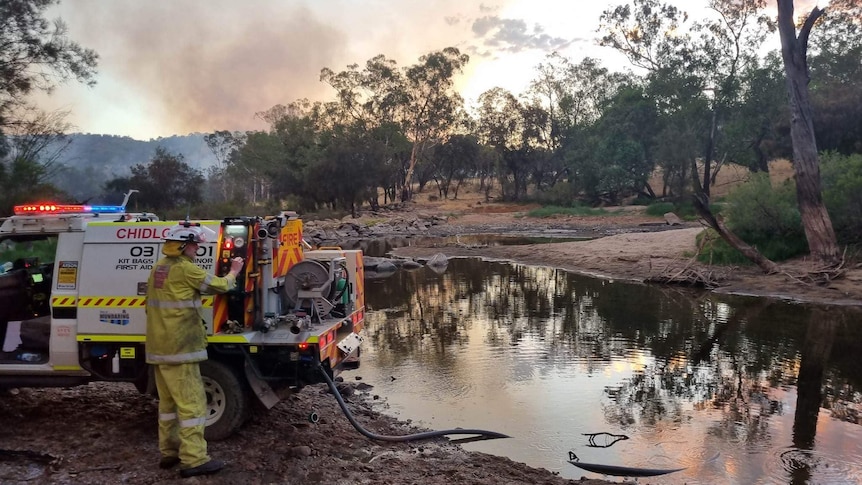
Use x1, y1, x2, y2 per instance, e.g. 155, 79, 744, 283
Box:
345, 256, 862, 484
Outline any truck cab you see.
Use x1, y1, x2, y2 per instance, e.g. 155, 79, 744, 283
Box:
0, 203, 365, 439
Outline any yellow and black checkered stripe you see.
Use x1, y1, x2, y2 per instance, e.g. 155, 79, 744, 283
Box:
52, 296, 78, 307
52, 296, 214, 308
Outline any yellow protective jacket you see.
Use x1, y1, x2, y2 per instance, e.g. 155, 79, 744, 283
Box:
145, 249, 236, 365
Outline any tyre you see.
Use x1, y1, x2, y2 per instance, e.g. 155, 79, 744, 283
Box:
200, 359, 249, 441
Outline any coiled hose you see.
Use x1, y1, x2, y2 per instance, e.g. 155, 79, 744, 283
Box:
318, 364, 510, 443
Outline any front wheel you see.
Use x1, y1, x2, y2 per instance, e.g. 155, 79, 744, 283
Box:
200, 359, 249, 441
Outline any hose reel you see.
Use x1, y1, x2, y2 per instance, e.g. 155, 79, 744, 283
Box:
281, 259, 342, 320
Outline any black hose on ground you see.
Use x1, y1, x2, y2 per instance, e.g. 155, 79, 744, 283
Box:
318, 364, 510, 443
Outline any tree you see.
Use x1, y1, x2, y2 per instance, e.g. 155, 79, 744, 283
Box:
399, 47, 469, 201
430, 134, 479, 199
776, 0, 839, 264
0, 106, 72, 214
0, 0, 97, 136
204, 130, 244, 202
312, 122, 389, 217
104, 147, 203, 213
475, 88, 529, 200
600, 0, 784, 274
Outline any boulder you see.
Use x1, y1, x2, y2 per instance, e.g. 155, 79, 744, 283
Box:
663, 212, 684, 226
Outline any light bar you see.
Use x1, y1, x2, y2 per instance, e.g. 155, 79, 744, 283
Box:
13, 204, 127, 215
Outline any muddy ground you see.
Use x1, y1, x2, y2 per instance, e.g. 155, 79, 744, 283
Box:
2, 189, 859, 485
0, 379, 623, 485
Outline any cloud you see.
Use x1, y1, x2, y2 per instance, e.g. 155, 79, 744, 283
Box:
471, 15, 574, 53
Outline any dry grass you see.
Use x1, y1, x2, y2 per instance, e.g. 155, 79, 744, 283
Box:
410, 160, 797, 216
648, 159, 795, 199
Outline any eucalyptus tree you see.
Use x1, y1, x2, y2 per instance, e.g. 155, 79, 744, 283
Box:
430, 134, 480, 200
599, 0, 704, 199
600, 0, 781, 273
320, 55, 416, 204
692, 0, 774, 195
600, 0, 772, 195
230, 131, 284, 205
0, 0, 97, 140
320, 48, 467, 203
396, 48, 469, 201
308, 122, 391, 217
588, 84, 660, 203
204, 130, 245, 202
776, 0, 839, 264
0, 0, 98, 214
319, 55, 406, 128
104, 147, 203, 214
475, 87, 530, 200
526, 55, 632, 196
721, 53, 788, 173
0, 107, 73, 213
806, 1, 862, 156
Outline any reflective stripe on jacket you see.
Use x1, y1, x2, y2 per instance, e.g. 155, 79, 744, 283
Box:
145, 254, 236, 364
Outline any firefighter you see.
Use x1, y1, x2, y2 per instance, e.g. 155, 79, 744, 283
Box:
145, 222, 243, 478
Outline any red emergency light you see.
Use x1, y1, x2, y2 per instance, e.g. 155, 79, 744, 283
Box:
13, 203, 126, 215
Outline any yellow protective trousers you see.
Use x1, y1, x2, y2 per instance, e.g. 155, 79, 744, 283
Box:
154, 363, 210, 468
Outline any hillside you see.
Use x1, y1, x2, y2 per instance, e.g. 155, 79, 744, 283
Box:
47, 133, 217, 202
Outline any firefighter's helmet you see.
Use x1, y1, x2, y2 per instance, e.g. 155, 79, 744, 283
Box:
164, 223, 215, 243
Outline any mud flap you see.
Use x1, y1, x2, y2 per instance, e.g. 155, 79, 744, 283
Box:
244, 359, 280, 409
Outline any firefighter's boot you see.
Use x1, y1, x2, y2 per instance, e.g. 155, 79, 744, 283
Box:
180, 459, 224, 478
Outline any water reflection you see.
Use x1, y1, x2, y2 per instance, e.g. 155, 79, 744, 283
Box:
353, 258, 862, 484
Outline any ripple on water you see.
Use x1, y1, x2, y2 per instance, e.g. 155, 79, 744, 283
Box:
761, 447, 862, 484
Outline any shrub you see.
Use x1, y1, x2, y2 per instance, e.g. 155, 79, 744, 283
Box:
645, 201, 675, 216
723, 173, 803, 241
526, 205, 608, 218
697, 173, 808, 263
644, 200, 706, 221
532, 182, 578, 207
821, 151, 862, 243
696, 229, 809, 265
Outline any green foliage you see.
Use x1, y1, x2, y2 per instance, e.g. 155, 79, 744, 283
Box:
821, 151, 862, 242
0, 156, 68, 215
645, 201, 675, 216
696, 173, 808, 263
644, 200, 703, 220
301, 207, 350, 222
526, 205, 609, 218
723, 173, 803, 240
696, 229, 809, 265
103, 147, 204, 213
532, 181, 577, 207
0, 237, 58, 268
0, 0, 98, 134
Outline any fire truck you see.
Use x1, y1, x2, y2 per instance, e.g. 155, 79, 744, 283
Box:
0, 201, 365, 439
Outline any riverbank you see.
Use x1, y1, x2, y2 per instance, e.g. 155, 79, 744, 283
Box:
373, 194, 862, 308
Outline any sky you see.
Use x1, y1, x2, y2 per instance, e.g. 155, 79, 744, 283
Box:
35, 0, 826, 140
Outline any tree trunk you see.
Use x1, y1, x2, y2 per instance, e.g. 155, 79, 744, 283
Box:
400, 143, 419, 202
777, 1, 840, 264
693, 192, 780, 274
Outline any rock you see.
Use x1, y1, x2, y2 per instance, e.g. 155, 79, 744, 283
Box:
427, 253, 449, 269
290, 445, 313, 458
664, 212, 684, 226
399, 260, 423, 271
